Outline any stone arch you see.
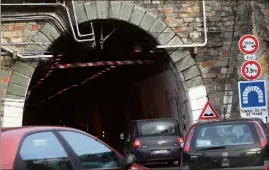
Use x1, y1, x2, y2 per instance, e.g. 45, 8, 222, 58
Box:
3, 1, 208, 131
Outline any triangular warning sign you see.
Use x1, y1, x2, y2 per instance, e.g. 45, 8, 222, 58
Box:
198, 101, 220, 120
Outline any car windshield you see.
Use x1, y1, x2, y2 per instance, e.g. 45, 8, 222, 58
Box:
194, 123, 255, 148
138, 120, 178, 136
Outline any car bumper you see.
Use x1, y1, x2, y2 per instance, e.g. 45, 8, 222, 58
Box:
179, 165, 264, 170
133, 146, 182, 163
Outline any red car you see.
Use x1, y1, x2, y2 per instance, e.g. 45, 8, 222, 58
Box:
1, 126, 149, 170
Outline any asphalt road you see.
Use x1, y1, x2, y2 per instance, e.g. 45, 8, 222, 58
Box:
142, 162, 187, 170
149, 167, 182, 170
146, 165, 183, 170
148, 166, 265, 170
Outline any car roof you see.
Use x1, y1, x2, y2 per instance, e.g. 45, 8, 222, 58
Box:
1, 126, 90, 169
1, 125, 93, 146
1, 125, 84, 134
132, 118, 177, 122
1, 126, 115, 169
194, 118, 261, 125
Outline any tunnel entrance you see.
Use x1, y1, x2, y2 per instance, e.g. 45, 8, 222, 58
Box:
23, 19, 186, 152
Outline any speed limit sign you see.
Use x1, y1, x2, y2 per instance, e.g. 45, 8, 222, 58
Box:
241, 60, 262, 80
239, 34, 259, 54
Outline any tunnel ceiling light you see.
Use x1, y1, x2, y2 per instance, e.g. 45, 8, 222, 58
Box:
134, 45, 142, 53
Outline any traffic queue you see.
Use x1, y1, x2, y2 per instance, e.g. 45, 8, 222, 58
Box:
181, 118, 269, 170
1, 117, 269, 170
178, 100, 269, 170
120, 101, 269, 170
1, 101, 269, 170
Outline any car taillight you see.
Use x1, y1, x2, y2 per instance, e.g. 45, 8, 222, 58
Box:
134, 139, 142, 148
178, 137, 184, 144
253, 121, 267, 148
184, 124, 197, 152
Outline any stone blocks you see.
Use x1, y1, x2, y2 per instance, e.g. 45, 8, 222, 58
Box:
129, 6, 146, 25
140, 12, 157, 31
85, 2, 98, 20
157, 27, 175, 45
119, 2, 134, 21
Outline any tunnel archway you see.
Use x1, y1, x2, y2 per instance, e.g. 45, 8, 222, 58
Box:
2, 2, 208, 139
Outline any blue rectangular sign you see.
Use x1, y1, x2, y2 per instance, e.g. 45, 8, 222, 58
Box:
238, 80, 268, 109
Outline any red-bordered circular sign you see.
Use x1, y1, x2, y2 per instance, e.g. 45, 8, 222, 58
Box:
238, 34, 259, 54
241, 60, 262, 80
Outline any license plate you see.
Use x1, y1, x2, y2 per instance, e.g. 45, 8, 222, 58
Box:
221, 162, 230, 167
152, 150, 169, 154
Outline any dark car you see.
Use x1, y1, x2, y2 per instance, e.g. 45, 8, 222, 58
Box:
182, 118, 269, 170
1, 126, 148, 170
123, 118, 184, 165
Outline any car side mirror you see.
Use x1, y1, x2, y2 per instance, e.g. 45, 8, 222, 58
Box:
125, 154, 136, 167
180, 142, 184, 148
120, 133, 124, 140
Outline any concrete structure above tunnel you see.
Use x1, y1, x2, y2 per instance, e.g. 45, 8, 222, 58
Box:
1, 1, 208, 129
2, 1, 269, 128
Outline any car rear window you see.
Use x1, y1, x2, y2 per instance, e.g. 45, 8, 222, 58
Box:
138, 120, 179, 136
192, 122, 259, 150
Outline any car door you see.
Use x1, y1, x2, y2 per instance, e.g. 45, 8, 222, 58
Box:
56, 130, 127, 170
13, 130, 80, 170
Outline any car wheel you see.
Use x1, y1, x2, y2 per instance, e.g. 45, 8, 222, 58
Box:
167, 160, 175, 166
177, 159, 181, 166
189, 164, 200, 170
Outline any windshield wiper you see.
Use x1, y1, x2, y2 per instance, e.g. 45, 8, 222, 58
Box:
198, 146, 226, 151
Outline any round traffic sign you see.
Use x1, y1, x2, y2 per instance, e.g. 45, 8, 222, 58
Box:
241, 60, 262, 80
239, 34, 259, 54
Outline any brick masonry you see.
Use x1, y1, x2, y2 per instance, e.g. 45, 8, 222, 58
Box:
1, 0, 269, 127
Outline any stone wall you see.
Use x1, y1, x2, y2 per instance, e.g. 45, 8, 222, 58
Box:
251, 0, 269, 115
1, 22, 43, 99
229, 1, 269, 117
1, 0, 269, 126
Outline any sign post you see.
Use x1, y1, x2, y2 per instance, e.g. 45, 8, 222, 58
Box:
239, 34, 259, 55
198, 101, 220, 121
241, 60, 262, 80
239, 34, 259, 61
238, 35, 268, 123
238, 80, 268, 123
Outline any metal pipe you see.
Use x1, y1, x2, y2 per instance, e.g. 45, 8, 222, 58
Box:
156, 0, 207, 48
2, 50, 53, 54
19, 55, 54, 59
2, 13, 67, 32
70, 0, 94, 37
2, 3, 95, 43
1, 46, 53, 59
1, 42, 52, 46
1, 46, 25, 58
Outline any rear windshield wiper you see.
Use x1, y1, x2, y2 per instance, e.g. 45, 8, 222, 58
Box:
198, 146, 226, 151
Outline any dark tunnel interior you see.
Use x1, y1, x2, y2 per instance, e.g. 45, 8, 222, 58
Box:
23, 19, 180, 152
